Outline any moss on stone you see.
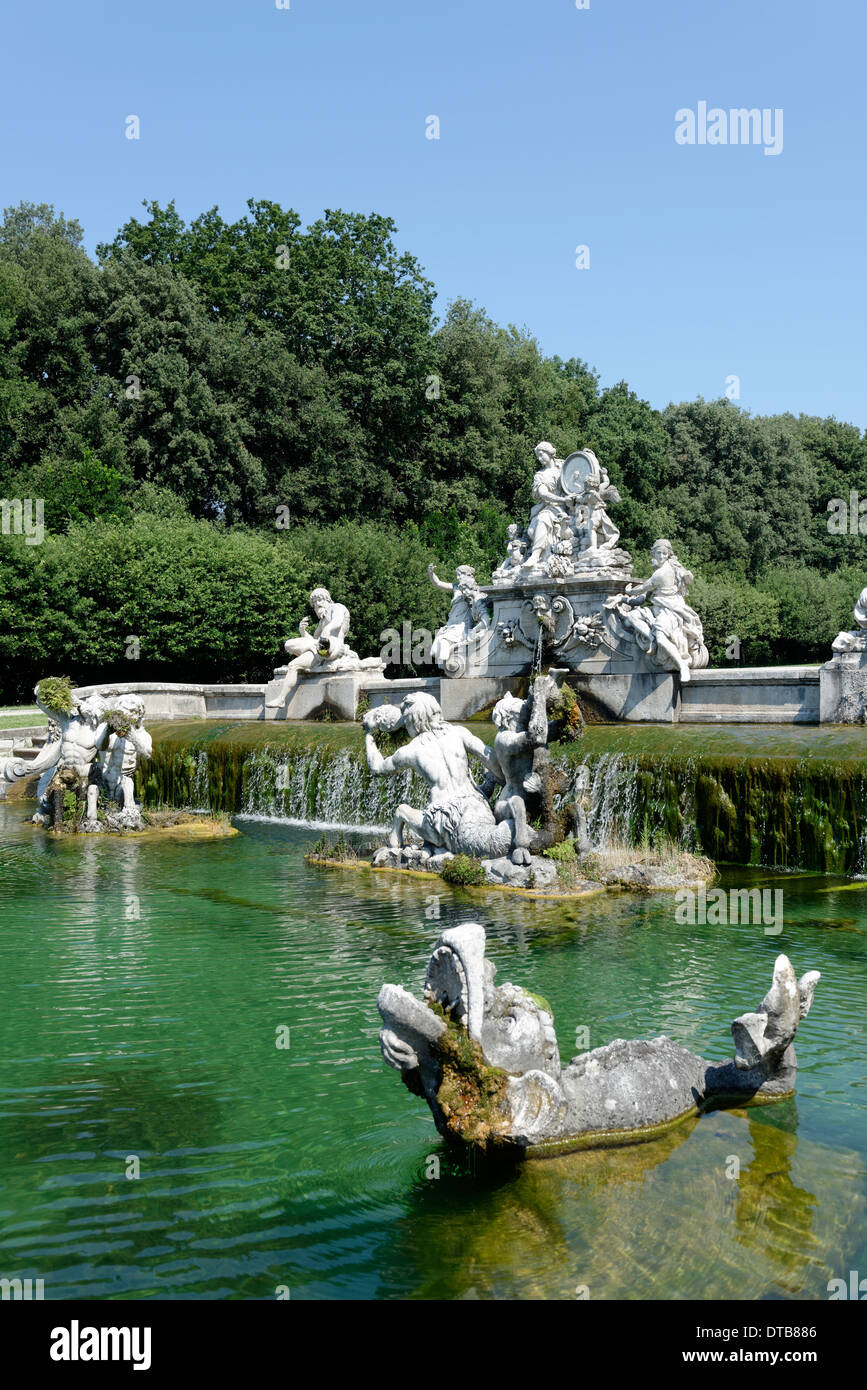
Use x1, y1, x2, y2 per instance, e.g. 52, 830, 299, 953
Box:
434, 1018, 511, 1148
440, 854, 487, 886
36, 676, 74, 717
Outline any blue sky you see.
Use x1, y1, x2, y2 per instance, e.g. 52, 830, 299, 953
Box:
2, 0, 864, 425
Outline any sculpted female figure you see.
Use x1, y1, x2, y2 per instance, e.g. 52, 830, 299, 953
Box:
429, 564, 489, 672
612, 539, 708, 682
523, 442, 570, 570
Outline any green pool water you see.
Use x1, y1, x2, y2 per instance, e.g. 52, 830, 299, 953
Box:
1, 800, 865, 1300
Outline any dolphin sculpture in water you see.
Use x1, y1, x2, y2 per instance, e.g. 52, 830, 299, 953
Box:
377, 924, 820, 1157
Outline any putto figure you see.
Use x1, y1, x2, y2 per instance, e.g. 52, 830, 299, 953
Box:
101, 695, 153, 828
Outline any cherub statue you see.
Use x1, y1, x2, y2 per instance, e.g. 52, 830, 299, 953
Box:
485, 680, 551, 865
492, 524, 527, 583
101, 696, 153, 825
548, 517, 576, 577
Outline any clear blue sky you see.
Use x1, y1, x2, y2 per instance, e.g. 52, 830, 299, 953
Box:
2, 0, 864, 426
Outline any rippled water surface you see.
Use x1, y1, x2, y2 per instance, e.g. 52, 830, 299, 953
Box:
1, 801, 865, 1299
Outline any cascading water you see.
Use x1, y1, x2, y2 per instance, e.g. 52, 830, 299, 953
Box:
137, 721, 867, 874
191, 750, 210, 811
240, 746, 424, 831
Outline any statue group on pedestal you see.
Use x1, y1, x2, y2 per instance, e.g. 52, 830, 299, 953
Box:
363, 674, 581, 881
428, 441, 709, 683
3, 682, 152, 831
492, 442, 631, 582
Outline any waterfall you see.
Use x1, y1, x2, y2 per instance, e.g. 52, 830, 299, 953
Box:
191, 750, 210, 811
137, 725, 867, 873
137, 734, 426, 833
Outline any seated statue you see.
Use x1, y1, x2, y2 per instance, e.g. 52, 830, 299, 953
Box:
364, 692, 530, 863
491, 524, 527, 584
607, 539, 708, 682
429, 564, 490, 674
266, 588, 366, 709
378, 923, 821, 1156
523, 442, 570, 572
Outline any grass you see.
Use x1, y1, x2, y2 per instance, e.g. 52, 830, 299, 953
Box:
579, 835, 717, 886
0, 713, 45, 730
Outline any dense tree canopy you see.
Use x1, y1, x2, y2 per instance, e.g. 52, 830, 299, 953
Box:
1, 197, 865, 701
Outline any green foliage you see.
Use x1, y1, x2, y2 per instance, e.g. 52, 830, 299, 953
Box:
755, 566, 862, 664
542, 838, 578, 862
306, 830, 360, 863
548, 683, 585, 740
0, 513, 311, 700
690, 578, 781, 667
36, 675, 74, 715
440, 854, 487, 886
1, 198, 865, 701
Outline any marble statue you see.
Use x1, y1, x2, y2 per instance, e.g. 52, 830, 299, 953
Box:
822, 586, 867, 723
378, 923, 821, 1156
483, 682, 551, 866
831, 587, 867, 655
491, 525, 526, 583
100, 695, 153, 828
428, 565, 491, 676
524, 441, 571, 571
363, 678, 575, 876
267, 588, 378, 709
487, 444, 630, 583
364, 693, 518, 863
606, 539, 708, 682
3, 683, 154, 831
429, 442, 710, 707
3, 685, 109, 827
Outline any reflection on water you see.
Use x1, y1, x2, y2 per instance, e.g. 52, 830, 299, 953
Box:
0, 803, 865, 1300
380, 1107, 862, 1301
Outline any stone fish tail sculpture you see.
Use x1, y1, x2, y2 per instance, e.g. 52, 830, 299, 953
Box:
378, 924, 820, 1157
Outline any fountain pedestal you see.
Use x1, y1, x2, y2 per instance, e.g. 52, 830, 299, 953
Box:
446, 574, 681, 722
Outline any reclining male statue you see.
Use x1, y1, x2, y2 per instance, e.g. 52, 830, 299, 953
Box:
377, 923, 820, 1157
